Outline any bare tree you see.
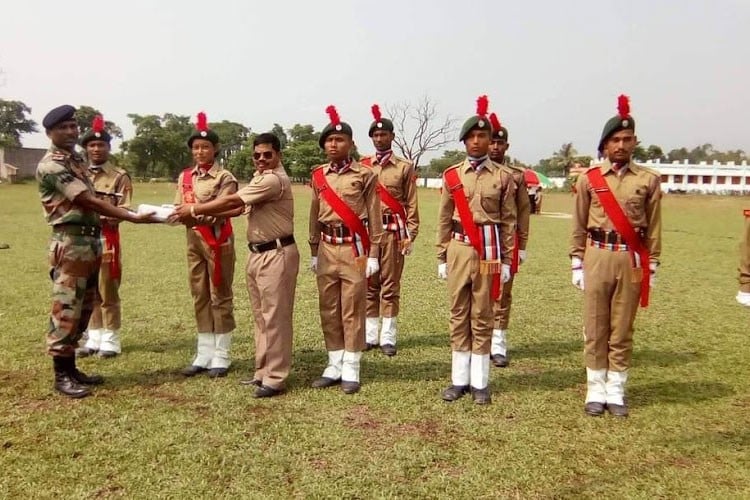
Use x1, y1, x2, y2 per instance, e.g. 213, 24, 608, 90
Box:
385, 97, 456, 168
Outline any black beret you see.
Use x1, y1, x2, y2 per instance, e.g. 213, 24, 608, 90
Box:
319, 122, 353, 148
368, 118, 394, 137
187, 129, 220, 148
43, 105, 76, 130
80, 129, 112, 146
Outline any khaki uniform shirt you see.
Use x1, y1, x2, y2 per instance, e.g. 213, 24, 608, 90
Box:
36, 146, 100, 227
569, 159, 662, 263
87, 161, 133, 225
503, 163, 531, 250
174, 164, 238, 226
237, 164, 294, 244
436, 158, 517, 264
308, 161, 383, 257
362, 154, 420, 241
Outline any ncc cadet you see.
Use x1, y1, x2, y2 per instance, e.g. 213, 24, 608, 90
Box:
487, 112, 530, 368
77, 115, 133, 359
570, 95, 662, 417
308, 105, 383, 394
170, 132, 299, 398
36, 105, 154, 398
737, 209, 750, 306
174, 112, 238, 378
360, 104, 420, 356
436, 96, 516, 405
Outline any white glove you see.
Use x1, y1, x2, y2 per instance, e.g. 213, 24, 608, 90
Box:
310, 257, 318, 273
501, 264, 511, 283
737, 291, 750, 307
365, 257, 380, 278
649, 262, 658, 287
519, 249, 527, 264
571, 257, 584, 290
438, 262, 448, 280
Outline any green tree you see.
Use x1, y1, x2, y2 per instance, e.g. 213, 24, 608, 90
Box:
426, 149, 466, 177
549, 142, 577, 177
210, 120, 251, 164
121, 113, 192, 179
76, 105, 123, 140
270, 123, 288, 150
0, 99, 38, 148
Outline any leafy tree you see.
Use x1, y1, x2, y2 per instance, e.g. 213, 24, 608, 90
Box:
426, 149, 466, 177
550, 142, 577, 177
0, 99, 38, 148
76, 105, 123, 140
210, 120, 251, 164
121, 113, 192, 179
270, 123, 288, 150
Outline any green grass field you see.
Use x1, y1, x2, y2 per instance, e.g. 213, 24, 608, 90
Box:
0, 182, 748, 499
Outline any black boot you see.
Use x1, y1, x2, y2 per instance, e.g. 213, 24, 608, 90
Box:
69, 356, 104, 385
53, 357, 90, 398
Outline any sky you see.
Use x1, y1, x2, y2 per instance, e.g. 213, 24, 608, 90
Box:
2, 0, 749, 164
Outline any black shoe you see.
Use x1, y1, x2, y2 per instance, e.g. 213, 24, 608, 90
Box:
98, 350, 119, 359
53, 358, 90, 398
471, 386, 492, 405
239, 378, 262, 387
311, 376, 341, 389
491, 354, 508, 368
441, 385, 469, 402
207, 367, 228, 378
75, 347, 97, 358
607, 403, 629, 418
65, 356, 104, 385
584, 402, 606, 416
364, 343, 378, 351
380, 344, 397, 357
181, 365, 207, 377
253, 385, 284, 398
341, 381, 360, 394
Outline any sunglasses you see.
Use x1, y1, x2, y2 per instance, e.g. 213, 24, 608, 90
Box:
253, 152, 274, 160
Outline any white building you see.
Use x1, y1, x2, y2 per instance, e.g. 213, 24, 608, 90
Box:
642, 159, 750, 194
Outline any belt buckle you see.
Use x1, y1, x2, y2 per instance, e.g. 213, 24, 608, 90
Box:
249, 243, 260, 253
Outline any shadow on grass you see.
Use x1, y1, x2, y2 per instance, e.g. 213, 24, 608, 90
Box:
500, 367, 582, 392
398, 332, 448, 350
123, 336, 194, 354
633, 349, 703, 367
631, 380, 734, 407
510, 340, 581, 361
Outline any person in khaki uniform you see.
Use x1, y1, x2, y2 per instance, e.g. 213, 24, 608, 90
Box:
361, 104, 420, 356
487, 113, 530, 368
36, 105, 155, 398
309, 105, 383, 394
570, 95, 662, 418
174, 113, 238, 378
77, 115, 133, 359
436, 96, 516, 405
736, 210, 750, 306
171, 133, 299, 398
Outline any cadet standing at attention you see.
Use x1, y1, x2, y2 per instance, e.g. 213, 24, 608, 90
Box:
570, 95, 662, 418
360, 104, 420, 356
309, 105, 383, 394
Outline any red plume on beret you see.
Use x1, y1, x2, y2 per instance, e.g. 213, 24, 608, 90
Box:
325, 105, 340, 126
92, 115, 104, 134
371, 104, 382, 122
196, 111, 208, 132
489, 112, 502, 131
476, 95, 489, 118
617, 94, 630, 118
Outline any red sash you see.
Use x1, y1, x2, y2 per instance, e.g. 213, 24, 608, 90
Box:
101, 224, 121, 280
361, 156, 409, 232
312, 167, 370, 254
586, 167, 651, 307
181, 167, 233, 287
444, 167, 502, 300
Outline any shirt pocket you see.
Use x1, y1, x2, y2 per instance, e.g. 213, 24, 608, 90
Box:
380, 171, 403, 201
625, 189, 647, 221
340, 179, 365, 212
479, 183, 501, 215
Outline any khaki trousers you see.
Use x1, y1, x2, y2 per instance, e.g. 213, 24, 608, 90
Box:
583, 245, 641, 371
493, 273, 515, 330
246, 244, 299, 390
88, 248, 121, 330
447, 240, 493, 355
366, 231, 405, 317
186, 229, 236, 334
317, 241, 366, 352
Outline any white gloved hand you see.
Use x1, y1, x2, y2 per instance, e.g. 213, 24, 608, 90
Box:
438, 263, 448, 280
649, 262, 658, 287
519, 249, 527, 264
310, 257, 318, 273
501, 264, 511, 283
365, 257, 380, 278
571, 257, 584, 290
736, 291, 750, 307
